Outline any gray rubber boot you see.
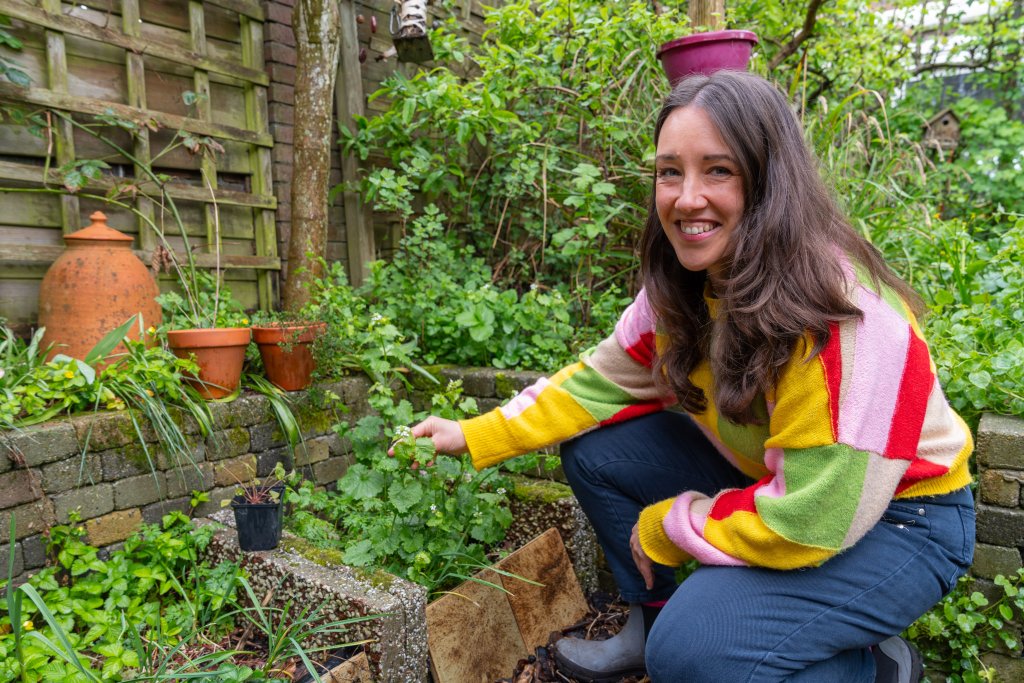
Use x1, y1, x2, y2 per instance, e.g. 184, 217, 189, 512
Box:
872, 636, 923, 683
553, 604, 648, 683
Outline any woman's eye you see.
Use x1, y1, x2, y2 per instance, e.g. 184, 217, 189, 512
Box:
709, 166, 732, 176
656, 168, 680, 178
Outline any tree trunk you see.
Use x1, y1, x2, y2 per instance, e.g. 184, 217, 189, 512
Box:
282, 0, 341, 312
689, 0, 726, 31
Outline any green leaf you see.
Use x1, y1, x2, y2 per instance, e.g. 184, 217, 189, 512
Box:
388, 478, 424, 513
83, 315, 138, 365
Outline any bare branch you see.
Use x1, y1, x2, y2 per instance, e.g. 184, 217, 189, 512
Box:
768, 0, 828, 70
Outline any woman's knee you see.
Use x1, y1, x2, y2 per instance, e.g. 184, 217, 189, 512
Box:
645, 617, 751, 683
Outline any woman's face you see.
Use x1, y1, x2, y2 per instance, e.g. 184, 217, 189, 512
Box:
654, 106, 745, 284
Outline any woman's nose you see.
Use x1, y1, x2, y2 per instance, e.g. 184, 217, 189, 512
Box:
675, 178, 708, 211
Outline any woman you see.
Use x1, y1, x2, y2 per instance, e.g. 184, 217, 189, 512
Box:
409, 71, 975, 682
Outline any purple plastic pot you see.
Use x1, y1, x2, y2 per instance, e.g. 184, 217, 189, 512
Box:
657, 30, 759, 85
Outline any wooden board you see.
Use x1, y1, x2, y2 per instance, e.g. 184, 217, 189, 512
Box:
426, 529, 588, 683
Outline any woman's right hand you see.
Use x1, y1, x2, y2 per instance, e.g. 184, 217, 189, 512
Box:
391, 416, 469, 456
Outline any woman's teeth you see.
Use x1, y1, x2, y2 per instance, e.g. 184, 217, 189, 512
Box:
681, 223, 716, 235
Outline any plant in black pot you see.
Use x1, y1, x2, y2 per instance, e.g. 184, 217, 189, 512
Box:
223, 463, 287, 551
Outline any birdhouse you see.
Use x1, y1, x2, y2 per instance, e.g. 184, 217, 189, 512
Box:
922, 108, 960, 154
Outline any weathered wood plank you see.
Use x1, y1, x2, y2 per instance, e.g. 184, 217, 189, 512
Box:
338, 0, 374, 286
188, 0, 219, 258
41, 0, 80, 235
0, 2, 268, 85
0, 159, 276, 209
204, 0, 264, 22
0, 190, 61, 226
0, 82, 274, 147
0, 278, 42, 325
240, 15, 275, 310
122, 0, 156, 251
0, 225, 64, 246
0, 243, 280, 269
68, 0, 244, 43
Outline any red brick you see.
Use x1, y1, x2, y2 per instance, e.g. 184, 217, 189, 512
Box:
271, 122, 294, 143
271, 144, 293, 165
267, 62, 296, 83
267, 21, 296, 47
273, 162, 293, 183
269, 102, 294, 126
269, 82, 294, 106
274, 183, 291, 203
266, 42, 297, 67
265, 2, 293, 25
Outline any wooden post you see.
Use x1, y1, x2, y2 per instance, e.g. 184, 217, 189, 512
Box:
689, 0, 726, 31
241, 16, 278, 311
189, 1, 219, 258
122, 0, 155, 253
336, 0, 374, 287
41, 0, 79, 234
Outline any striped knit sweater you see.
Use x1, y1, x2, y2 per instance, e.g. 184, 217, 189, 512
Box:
459, 270, 973, 570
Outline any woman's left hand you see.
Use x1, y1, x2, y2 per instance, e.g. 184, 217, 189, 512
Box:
630, 522, 655, 590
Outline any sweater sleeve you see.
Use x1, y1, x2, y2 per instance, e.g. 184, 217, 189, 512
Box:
639, 281, 968, 569
460, 289, 676, 470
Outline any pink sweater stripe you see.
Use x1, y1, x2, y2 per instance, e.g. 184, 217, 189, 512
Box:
838, 288, 910, 453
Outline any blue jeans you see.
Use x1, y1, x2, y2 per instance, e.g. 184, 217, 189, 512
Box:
561, 411, 975, 682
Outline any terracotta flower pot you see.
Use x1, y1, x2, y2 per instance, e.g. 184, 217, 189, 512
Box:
37, 211, 161, 362
252, 322, 325, 391
167, 327, 251, 399
656, 30, 759, 85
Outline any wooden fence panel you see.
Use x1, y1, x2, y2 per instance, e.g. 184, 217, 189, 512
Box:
0, 0, 278, 326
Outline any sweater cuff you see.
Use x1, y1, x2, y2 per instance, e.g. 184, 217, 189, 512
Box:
459, 410, 520, 471
638, 498, 691, 567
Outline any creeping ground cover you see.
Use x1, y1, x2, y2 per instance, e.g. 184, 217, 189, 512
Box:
1, 510, 369, 682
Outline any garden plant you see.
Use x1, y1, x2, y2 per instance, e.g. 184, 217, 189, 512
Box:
0, 0, 1021, 679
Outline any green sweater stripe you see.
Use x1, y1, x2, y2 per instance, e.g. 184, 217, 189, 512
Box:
757, 443, 869, 548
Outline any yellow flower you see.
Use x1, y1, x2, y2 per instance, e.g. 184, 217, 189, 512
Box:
64, 371, 75, 379
147, 326, 156, 334
146, 389, 154, 397
22, 620, 34, 631
241, 318, 249, 325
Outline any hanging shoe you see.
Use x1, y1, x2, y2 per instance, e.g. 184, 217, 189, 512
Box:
872, 636, 923, 683
553, 603, 651, 683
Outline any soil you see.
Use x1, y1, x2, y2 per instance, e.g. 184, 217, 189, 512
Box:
496, 592, 651, 683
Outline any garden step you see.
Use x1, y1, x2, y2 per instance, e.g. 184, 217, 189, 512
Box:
426, 528, 588, 683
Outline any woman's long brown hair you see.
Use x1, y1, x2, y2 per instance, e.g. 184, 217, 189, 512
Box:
640, 71, 924, 424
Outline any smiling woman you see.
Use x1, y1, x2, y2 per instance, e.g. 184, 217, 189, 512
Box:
406, 70, 974, 683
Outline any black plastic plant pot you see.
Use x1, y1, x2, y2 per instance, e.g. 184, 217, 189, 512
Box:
232, 501, 282, 551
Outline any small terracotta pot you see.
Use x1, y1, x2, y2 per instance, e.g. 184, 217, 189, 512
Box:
167, 327, 251, 399
657, 30, 759, 85
251, 322, 325, 391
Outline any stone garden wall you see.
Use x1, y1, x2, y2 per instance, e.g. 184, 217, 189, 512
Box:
3, 366, 1024, 608
0, 368, 543, 587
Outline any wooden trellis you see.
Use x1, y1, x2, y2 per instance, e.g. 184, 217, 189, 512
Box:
0, 0, 278, 325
